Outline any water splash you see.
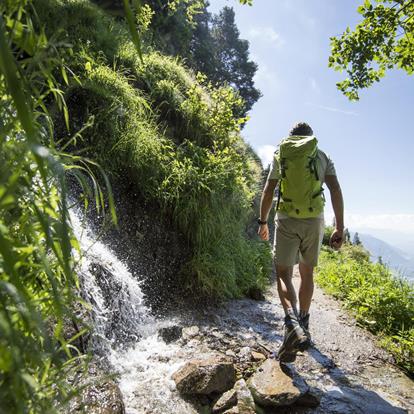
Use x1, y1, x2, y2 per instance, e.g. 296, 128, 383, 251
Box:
70, 208, 196, 413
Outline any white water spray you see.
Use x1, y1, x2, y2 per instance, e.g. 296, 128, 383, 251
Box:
70, 209, 198, 414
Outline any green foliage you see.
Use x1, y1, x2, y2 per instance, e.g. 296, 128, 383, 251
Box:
120, 1, 261, 115
0, 1, 117, 411
316, 245, 414, 374
329, 0, 414, 100
0, 9, 78, 414
2, 0, 267, 409
41, 0, 269, 298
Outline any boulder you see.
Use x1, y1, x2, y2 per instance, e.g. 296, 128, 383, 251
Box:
247, 359, 308, 407
172, 356, 236, 395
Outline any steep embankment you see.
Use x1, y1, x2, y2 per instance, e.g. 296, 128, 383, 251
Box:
33, 0, 272, 299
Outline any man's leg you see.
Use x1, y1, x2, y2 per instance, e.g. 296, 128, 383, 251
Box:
276, 264, 308, 363
297, 218, 324, 346
275, 264, 297, 313
298, 261, 314, 313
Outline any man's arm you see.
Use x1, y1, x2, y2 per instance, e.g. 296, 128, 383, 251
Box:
325, 174, 344, 249
258, 179, 278, 241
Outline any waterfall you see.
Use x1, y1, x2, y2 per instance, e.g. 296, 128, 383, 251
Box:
70, 208, 198, 414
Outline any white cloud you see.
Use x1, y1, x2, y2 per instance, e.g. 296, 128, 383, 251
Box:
325, 212, 414, 235
247, 27, 284, 47
253, 63, 280, 91
257, 145, 277, 168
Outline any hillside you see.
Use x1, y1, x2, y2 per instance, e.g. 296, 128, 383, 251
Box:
352, 232, 414, 279
0, 0, 270, 411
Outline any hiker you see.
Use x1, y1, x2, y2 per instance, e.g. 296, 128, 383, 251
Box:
257, 122, 344, 363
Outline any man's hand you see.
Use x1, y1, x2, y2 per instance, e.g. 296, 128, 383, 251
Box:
258, 224, 269, 241
330, 228, 343, 250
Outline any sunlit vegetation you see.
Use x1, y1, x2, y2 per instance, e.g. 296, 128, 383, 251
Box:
316, 243, 414, 374
0, 0, 270, 411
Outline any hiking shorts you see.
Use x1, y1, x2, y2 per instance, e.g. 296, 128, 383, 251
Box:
272, 217, 325, 267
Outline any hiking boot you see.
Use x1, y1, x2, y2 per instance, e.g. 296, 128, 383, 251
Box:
278, 316, 308, 363
299, 313, 312, 349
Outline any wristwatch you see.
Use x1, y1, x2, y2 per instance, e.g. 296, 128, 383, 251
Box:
257, 218, 267, 225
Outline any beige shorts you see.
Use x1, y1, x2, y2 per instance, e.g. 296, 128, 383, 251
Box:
272, 217, 325, 267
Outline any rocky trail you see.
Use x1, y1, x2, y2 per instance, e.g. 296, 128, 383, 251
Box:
149, 267, 414, 414
71, 206, 413, 414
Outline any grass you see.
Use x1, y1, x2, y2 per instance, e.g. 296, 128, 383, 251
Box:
40, 0, 271, 298
1, 1, 271, 412
316, 244, 414, 375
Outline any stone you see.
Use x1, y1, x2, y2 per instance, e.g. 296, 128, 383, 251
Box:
247, 359, 308, 407
238, 347, 252, 360
212, 388, 237, 413
172, 356, 236, 395
251, 351, 266, 362
234, 379, 256, 414
182, 325, 200, 339
158, 325, 182, 343
70, 378, 125, 414
225, 349, 237, 358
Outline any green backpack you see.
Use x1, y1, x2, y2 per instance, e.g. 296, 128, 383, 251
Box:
275, 135, 325, 218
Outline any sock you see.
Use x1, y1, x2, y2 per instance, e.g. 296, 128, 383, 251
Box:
285, 307, 298, 321
299, 309, 309, 319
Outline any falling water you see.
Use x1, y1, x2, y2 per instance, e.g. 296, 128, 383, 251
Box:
70, 209, 198, 414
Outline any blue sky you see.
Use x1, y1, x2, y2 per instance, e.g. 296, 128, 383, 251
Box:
208, 0, 414, 237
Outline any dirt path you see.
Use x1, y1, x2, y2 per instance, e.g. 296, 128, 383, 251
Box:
184, 266, 414, 413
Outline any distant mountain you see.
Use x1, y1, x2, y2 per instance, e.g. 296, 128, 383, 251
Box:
350, 231, 414, 280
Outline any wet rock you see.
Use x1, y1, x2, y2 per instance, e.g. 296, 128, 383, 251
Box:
172, 356, 236, 395
247, 359, 308, 407
183, 325, 200, 339
235, 379, 256, 414
158, 325, 182, 344
69, 374, 125, 414
212, 388, 237, 413
213, 379, 257, 414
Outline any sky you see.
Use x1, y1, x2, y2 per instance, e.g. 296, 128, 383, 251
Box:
208, 0, 414, 239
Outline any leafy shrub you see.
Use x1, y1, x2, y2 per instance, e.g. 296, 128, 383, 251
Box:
316, 245, 414, 374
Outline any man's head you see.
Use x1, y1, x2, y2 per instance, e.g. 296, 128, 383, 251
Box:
289, 122, 313, 136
